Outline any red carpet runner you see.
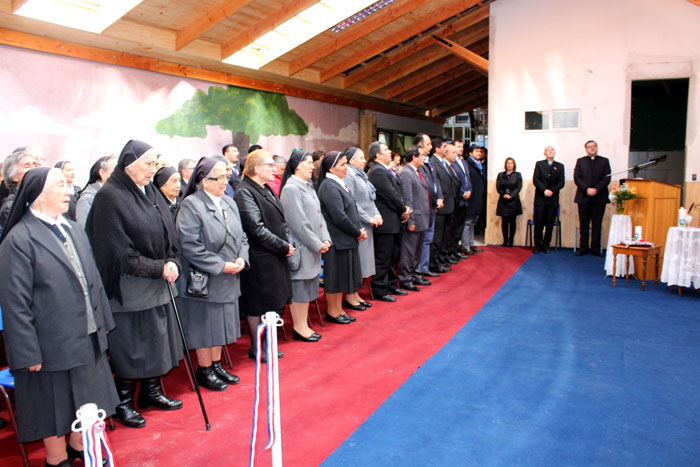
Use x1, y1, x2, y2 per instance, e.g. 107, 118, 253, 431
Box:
0, 247, 530, 467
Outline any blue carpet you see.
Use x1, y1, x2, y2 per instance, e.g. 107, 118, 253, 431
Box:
322, 249, 700, 466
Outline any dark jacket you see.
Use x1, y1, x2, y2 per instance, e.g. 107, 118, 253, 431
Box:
368, 162, 404, 234
465, 157, 487, 217
318, 178, 362, 250
431, 156, 459, 214
496, 171, 523, 217
234, 177, 291, 314
452, 158, 472, 208
533, 160, 565, 206
420, 159, 443, 211
0, 214, 114, 372
573, 155, 611, 205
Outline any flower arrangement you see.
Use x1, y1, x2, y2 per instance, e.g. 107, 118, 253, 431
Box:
609, 182, 637, 214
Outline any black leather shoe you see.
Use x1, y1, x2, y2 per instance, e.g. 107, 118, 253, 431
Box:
343, 313, 357, 322
472, 247, 485, 253
457, 253, 470, 259
375, 294, 396, 302
422, 270, 440, 278
389, 288, 408, 295
67, 443, 109, 466
541, 247, 551, 254
591, 250, 603, 257
292, 329, 321, 342
45, 460, 72, 467
114, 377, 146, 428
414, 277, 431, 286
196, 365, 228, 391
463, 249, 477, 256
212, 360, 240, 385
325, 313, 351, 324
342, 300, 366, 311
575, 249, 588, 256
399, 282, 420, 292
445, 257, 459, 265
138, 378, 183, 410
359, 301, 372, 308
248, 347, 284, 363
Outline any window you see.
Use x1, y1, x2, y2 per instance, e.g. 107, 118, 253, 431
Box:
525, 109, 580, 131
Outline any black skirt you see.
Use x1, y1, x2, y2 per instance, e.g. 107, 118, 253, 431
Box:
107, 304, 183, 379
322, 246, 362, 294
14, 334, 119, 442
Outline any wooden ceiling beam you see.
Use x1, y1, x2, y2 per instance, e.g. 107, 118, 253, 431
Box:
319, 0, 484, 83
433, 34, 488, 75
423, 75, 486, 108
287, 0, 433, 76
432, 85, 488, 117
221, 0, 318, 59
342, 9, 489, 89
176, 0, 251, 51
11, 0, 30, 12
394, 64, 474, 102
409, 70, 479, 105
383, 39, 487, 99
443, 96, 489, 117
686, 0, 700, 7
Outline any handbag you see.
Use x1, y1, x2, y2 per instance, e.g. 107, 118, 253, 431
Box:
287, 232, 301, 271
185, 205, 230, 298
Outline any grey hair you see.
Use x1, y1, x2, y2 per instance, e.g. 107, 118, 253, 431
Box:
368, 141, 382, 161
272, 155, 286, 165
100, 155, 117, 171
177, 158, 195, 176
3, 150, 32, 183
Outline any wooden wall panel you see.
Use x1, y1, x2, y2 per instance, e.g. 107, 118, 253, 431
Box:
684, 181, 700, 227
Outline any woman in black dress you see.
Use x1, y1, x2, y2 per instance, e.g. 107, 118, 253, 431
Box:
317, 152, 367, 324
154, 166, 182, 215
496, 157, 523, 246
234, 149, 294, 361
0, 168, 118, 467
86, 140, 183, 429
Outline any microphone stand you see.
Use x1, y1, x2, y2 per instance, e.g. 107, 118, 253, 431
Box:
607, 155, 667, 179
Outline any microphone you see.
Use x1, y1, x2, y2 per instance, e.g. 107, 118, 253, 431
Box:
647, 155, 667, 164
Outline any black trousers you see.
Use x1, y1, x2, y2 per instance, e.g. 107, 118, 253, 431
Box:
534, 204, 557, 248
578, 202, 605, 251
430, 213, 453, 267
450, 205, 468, 253
373, 232, 401, 295
500, 215, 517, 245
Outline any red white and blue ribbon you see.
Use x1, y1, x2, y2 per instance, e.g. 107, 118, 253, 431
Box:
249, 320, 277, 467
71, 403, 115, 467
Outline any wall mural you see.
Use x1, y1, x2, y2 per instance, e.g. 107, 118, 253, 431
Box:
0, 45, 359, 185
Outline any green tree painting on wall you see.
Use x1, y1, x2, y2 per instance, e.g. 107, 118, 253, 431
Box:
156, 85, 308, 144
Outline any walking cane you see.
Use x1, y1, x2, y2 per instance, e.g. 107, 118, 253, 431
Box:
167, 282, 212, 431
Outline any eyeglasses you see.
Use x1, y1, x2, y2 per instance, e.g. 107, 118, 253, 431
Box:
207, 175, 231, 183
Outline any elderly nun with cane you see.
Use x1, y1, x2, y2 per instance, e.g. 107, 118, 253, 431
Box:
175, 157, 249, 391
279, 150, 331, 342
0, 167, 119, 467
86, 140, 183, 429
317, 151, 367, 324
235, 149, 294, 362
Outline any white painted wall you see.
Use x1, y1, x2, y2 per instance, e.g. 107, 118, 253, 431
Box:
489, 0, 700, 183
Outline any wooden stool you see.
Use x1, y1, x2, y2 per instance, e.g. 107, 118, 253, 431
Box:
611, 244, 662, 291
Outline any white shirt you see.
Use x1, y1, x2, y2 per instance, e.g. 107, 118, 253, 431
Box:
204, 189, 223, 214
30, 208, 71, 238
326, 173, 348, 190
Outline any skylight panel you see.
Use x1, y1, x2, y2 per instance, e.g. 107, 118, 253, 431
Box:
14, 0, 143, 34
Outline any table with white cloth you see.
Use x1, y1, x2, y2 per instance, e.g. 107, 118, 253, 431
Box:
660, 226, 700, 292
605, 214, 634, 277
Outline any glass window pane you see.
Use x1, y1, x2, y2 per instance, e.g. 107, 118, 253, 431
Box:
552, 110, 579, 129
525, 111, 549, 130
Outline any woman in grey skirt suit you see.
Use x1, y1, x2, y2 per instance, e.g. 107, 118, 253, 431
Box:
0, 168, 118, 467
279, 151, 331, 342
344, 147, 382, 308
176, 157, 249, 391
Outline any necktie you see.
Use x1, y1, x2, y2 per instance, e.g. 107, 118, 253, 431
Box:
40, 220, 66, 243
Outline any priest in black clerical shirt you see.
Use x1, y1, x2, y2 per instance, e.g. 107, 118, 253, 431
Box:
533, 145, 565, 253
573, 140, 611, 256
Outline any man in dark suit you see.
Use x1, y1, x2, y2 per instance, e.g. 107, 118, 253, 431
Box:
223, 144, 242, 192
415, 133, 444, 277
574, 140, 611, 256
451, 141, 471, 258
533, 146, 565, 253
464, 145, 486, 255
368, 141, 409, 302
430, 138, 459, 270
398, 146, 431, 291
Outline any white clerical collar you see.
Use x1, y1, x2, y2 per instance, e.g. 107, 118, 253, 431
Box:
204, 190, 223, 213
30, 208, 71, 236
326, 172, 347, 189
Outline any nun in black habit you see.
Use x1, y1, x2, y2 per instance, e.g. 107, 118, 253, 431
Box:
85, 140, 183, 429
0, 168, 119, 467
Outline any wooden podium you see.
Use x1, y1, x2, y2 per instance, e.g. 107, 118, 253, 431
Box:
621, 179, 682, 280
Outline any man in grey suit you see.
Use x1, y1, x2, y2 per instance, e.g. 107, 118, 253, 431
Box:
398, 146, 431, 291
